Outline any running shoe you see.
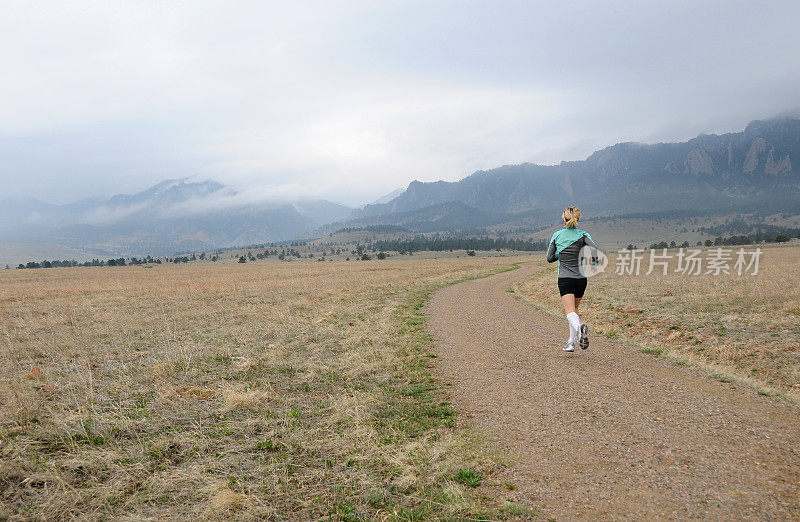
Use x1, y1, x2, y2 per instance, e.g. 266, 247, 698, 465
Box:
563, 340, 575, 352
579, 324, 589, 350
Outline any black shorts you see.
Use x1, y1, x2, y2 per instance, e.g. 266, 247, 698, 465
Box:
558, 277, 587, 298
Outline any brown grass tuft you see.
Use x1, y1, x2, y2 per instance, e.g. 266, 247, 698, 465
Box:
209, 487, 247, 515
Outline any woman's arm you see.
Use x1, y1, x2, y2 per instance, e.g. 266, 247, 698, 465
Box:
584, 233, 599, 264
547, 237, 558, 263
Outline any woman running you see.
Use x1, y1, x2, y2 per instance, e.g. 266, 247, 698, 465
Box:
547, 206, 598, 352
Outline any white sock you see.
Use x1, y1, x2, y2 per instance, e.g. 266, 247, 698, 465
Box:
566, 312, 581, 341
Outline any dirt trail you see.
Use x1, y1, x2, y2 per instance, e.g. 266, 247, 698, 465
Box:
426, 264, 800, 520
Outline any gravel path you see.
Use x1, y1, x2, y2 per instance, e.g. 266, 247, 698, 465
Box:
426, 264, 800, 520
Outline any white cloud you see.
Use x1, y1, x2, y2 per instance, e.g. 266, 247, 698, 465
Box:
1, 1, 799, 206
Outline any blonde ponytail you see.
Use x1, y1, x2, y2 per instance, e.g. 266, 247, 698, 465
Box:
563, 206, 581, 228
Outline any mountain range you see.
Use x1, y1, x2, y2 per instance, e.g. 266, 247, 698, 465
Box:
342, 117, 800, 232
2, 116, 799, 259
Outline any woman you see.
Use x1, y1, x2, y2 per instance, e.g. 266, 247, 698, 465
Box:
546, 206, 598, 352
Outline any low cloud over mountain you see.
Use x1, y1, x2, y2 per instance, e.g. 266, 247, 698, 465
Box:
4, 117, 799, 258
0, 179, 351, 256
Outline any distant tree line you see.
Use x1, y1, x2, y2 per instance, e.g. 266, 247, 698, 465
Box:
698, 221, 800, 240
650, 229, 796, 250
333, 225, 410, 234
14, 255, 168, 269
372, 236, 548, 253
216, 240, 308, 254
649, 241, 693, 250
704, 232, 793, 246
236, 248, 310, 263
12, 251, 235, 269
701, 223, 799, 247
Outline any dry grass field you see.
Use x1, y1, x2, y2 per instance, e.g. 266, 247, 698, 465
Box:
5, 242, 797, 519
513, 242, 800, 403
0, 258, 529, 520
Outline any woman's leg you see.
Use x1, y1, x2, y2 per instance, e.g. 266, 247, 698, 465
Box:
575, 280, 589, 349
561, 293, 580, 342
561, 293, 576, 314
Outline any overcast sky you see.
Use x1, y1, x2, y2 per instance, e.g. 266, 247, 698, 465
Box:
2, 1, 799, 206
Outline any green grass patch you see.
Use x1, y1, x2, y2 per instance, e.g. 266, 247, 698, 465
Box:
453, 468, 482, 488
602, 328, 620, 339
401, 384, 428, 397
638, 346, 664, 356
502, 502, 539, 517
211, 352, 232, 364
255, 439, 279, 451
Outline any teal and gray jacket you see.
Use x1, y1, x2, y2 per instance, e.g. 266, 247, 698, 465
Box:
547, 228, 598, 278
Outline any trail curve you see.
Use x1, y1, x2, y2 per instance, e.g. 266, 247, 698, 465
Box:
426, 264, 800, 519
